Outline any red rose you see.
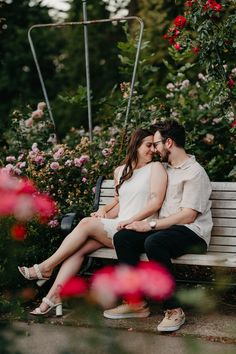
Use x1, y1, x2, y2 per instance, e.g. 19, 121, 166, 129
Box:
169, 37, 176, 45
174, 42, 181, 50
185, 0, 193, 6
192, 47, 200, 53
174, 15, 187, 29
228, 78, 235, 89
232, 121, 236, 129
11, 224, 27, 241
204, 0, 222, 12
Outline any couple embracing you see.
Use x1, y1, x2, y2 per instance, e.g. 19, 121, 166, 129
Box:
18, 119, 213, 332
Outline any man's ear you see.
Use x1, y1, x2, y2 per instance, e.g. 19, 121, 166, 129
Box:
166, 137, 174, 148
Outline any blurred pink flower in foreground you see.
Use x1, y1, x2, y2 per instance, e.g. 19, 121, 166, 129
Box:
0, 169, 56, 236
60, 277, 87, 297
91, 262, 174, 307
60, 261, 174, 308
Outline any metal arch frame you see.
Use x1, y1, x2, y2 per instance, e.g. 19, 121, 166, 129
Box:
28, 16, 144, 140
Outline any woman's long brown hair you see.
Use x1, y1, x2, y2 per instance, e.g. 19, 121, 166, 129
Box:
116, 128, 153, 195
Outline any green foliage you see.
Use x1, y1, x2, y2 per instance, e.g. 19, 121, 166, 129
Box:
0, 0, 63, 139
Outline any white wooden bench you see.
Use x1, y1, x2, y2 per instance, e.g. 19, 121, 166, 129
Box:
61, 177, 236, 268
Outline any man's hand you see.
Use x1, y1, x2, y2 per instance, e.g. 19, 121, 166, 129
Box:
125, 220, 151, 232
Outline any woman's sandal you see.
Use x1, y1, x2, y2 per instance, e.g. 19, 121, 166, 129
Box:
18, 264, 50, 287
30, 297, 63, 317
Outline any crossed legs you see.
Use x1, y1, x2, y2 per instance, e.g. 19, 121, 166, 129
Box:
19, 217, 113, 312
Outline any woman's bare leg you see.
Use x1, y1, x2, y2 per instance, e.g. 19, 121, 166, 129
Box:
22, 217, 112, 278
37, 239, 105, 312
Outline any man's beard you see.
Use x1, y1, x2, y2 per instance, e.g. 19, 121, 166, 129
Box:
160, 149, 170, 163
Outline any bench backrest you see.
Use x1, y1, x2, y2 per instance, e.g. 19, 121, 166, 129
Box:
95, 178, 236, 255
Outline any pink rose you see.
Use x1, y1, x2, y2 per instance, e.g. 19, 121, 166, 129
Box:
25, 118, 33, 127
102, 148, 111, 157
18, 154, 24, 161
31, 109, 44, 119
37, 102, 46, 110
74, 158, 82, 167
50, 162, 60, 170
34, 155, 45, 165
53, 147, 64, 160
6, 156, 16, 162
48, 219, 59, 228
79, 155, 90, 164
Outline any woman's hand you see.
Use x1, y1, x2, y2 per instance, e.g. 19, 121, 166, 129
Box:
90, 208, 107, 218
125, 220, 151, 232
117, 218, 134, 230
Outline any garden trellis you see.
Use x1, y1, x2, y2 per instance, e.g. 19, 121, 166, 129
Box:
28, 2, 144, 141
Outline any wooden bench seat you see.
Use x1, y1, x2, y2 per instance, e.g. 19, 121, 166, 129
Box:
61, 177, 236, 268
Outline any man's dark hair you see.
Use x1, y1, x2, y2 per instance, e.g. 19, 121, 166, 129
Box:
152, 119, 186, 148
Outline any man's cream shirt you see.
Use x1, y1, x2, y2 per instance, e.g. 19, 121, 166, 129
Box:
159, 155, 213, 247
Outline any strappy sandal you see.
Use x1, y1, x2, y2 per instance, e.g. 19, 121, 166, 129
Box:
18, 264, 50, 287
30, 297, 63, 317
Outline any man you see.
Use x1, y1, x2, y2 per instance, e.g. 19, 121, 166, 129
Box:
103, 119, 213, 332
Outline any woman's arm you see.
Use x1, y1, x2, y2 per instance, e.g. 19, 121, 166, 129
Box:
117, 162, 167, 228
90, 166, 121, 219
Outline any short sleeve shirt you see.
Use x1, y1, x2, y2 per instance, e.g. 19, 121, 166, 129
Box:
159, 155, 213, 246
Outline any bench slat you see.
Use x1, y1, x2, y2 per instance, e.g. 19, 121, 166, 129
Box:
208, 245, 236, 253
212, 227, 236, 236
211, 200, 236, 209
101, 180, 115, 188
100, 189, 115, 197
212, 218, 236, 227
89, 248, 236, 267
211, 191, 236, 200
210, 236, 236, 245
99, 197, 116, 204
211, 182, 236, 191
212, 209, 236, 218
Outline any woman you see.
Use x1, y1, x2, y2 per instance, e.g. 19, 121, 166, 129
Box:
18, 128, 167, 316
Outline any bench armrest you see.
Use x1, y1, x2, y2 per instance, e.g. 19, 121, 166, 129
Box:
61, 212, 85, 236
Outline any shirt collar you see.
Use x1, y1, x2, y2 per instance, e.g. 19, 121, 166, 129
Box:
167, 155, 196, 170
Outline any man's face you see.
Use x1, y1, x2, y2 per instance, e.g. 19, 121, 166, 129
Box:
152, 131, 170, 162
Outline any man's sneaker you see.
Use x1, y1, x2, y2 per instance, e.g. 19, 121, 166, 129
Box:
103, 302, 150, 319
157, 308, 185, 332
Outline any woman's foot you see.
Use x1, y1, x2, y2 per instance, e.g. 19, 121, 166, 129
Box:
30, 296, 62, 317
18, 264, 52, 286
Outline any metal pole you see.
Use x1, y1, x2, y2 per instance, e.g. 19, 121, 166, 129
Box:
82, 0, 93, 141
28, 29, 57, 138
28, 17, 144, 136
124, 20, 144, 129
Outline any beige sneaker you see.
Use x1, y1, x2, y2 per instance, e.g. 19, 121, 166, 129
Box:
157, 308, 185, 332
103, 302, 150, 319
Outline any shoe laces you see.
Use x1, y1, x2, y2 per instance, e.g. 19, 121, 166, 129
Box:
164, 309, 180, 319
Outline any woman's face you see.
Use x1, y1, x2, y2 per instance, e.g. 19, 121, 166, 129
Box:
137, 135, 154, 163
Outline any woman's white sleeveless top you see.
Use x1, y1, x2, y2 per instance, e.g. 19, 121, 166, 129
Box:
100, 162, 156, 239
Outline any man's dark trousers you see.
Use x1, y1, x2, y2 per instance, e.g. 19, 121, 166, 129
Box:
113, 225, 207, 309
